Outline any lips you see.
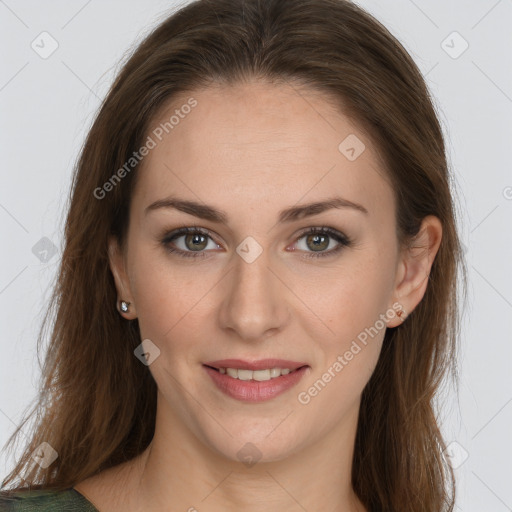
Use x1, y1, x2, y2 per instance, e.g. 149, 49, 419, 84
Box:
203, 363, 310, 402
203, 359, 308, 371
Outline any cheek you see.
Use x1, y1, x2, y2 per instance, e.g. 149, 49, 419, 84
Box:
297, 302, 386, 425
295, 252, 394, 395
129, 248, 219, 352
293, 252, 394, 342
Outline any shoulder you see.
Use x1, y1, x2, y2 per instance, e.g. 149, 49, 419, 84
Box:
0, 488, 99, 511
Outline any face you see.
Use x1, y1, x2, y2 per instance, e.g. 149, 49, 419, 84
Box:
109, 80, 413, 463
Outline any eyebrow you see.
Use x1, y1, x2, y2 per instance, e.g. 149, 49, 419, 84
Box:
144, 195, 368, 223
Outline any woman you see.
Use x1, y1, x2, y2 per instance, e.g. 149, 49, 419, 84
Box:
0, 0, 466, 510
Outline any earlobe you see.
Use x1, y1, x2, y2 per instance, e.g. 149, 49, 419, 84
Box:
388, 215, 442, 327
108, 236, 137, 319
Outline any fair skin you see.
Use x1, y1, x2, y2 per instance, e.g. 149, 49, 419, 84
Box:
75, 81, 442, 512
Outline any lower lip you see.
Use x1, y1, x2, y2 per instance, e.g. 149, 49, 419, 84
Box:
203, 365, 309, 402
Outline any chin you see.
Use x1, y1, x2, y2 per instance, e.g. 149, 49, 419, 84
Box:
200, 421, 308, 466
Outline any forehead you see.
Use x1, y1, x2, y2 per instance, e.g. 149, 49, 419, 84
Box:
133, 81, 393, 224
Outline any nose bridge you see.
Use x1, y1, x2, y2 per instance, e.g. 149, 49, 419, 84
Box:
219, 241, 289, 340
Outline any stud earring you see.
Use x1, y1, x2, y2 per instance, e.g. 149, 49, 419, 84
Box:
397, 308, 407, 322
120, 300, 131, 313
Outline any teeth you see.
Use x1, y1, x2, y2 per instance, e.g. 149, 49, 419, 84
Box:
218, 367, 296, 381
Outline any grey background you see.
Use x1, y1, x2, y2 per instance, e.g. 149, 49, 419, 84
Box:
1, 1, 511, 510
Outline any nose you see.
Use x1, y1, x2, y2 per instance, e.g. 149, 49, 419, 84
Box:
218, 247, 291, 342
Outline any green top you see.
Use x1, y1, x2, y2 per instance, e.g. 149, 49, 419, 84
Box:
0, 488, 99, 511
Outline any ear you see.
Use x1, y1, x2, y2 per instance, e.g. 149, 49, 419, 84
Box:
387, 215, 442, 327
108, 235, 137, 319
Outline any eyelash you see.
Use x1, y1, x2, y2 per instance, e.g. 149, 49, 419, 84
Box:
160, 225, 352, 260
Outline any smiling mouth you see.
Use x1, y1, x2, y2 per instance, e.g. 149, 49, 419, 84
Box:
203, 364, 308, 382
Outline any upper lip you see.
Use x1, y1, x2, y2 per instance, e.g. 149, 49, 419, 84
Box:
203, 359, 308, 371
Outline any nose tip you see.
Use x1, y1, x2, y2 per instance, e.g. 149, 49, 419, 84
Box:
218, 249, 290, 341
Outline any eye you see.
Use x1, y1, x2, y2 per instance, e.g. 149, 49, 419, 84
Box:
292, 226, 352, 259
160, 226, 352, 259
161, 226, 220, 259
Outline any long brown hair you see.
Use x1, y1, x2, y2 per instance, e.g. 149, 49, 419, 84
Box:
1, 1, 467, 510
